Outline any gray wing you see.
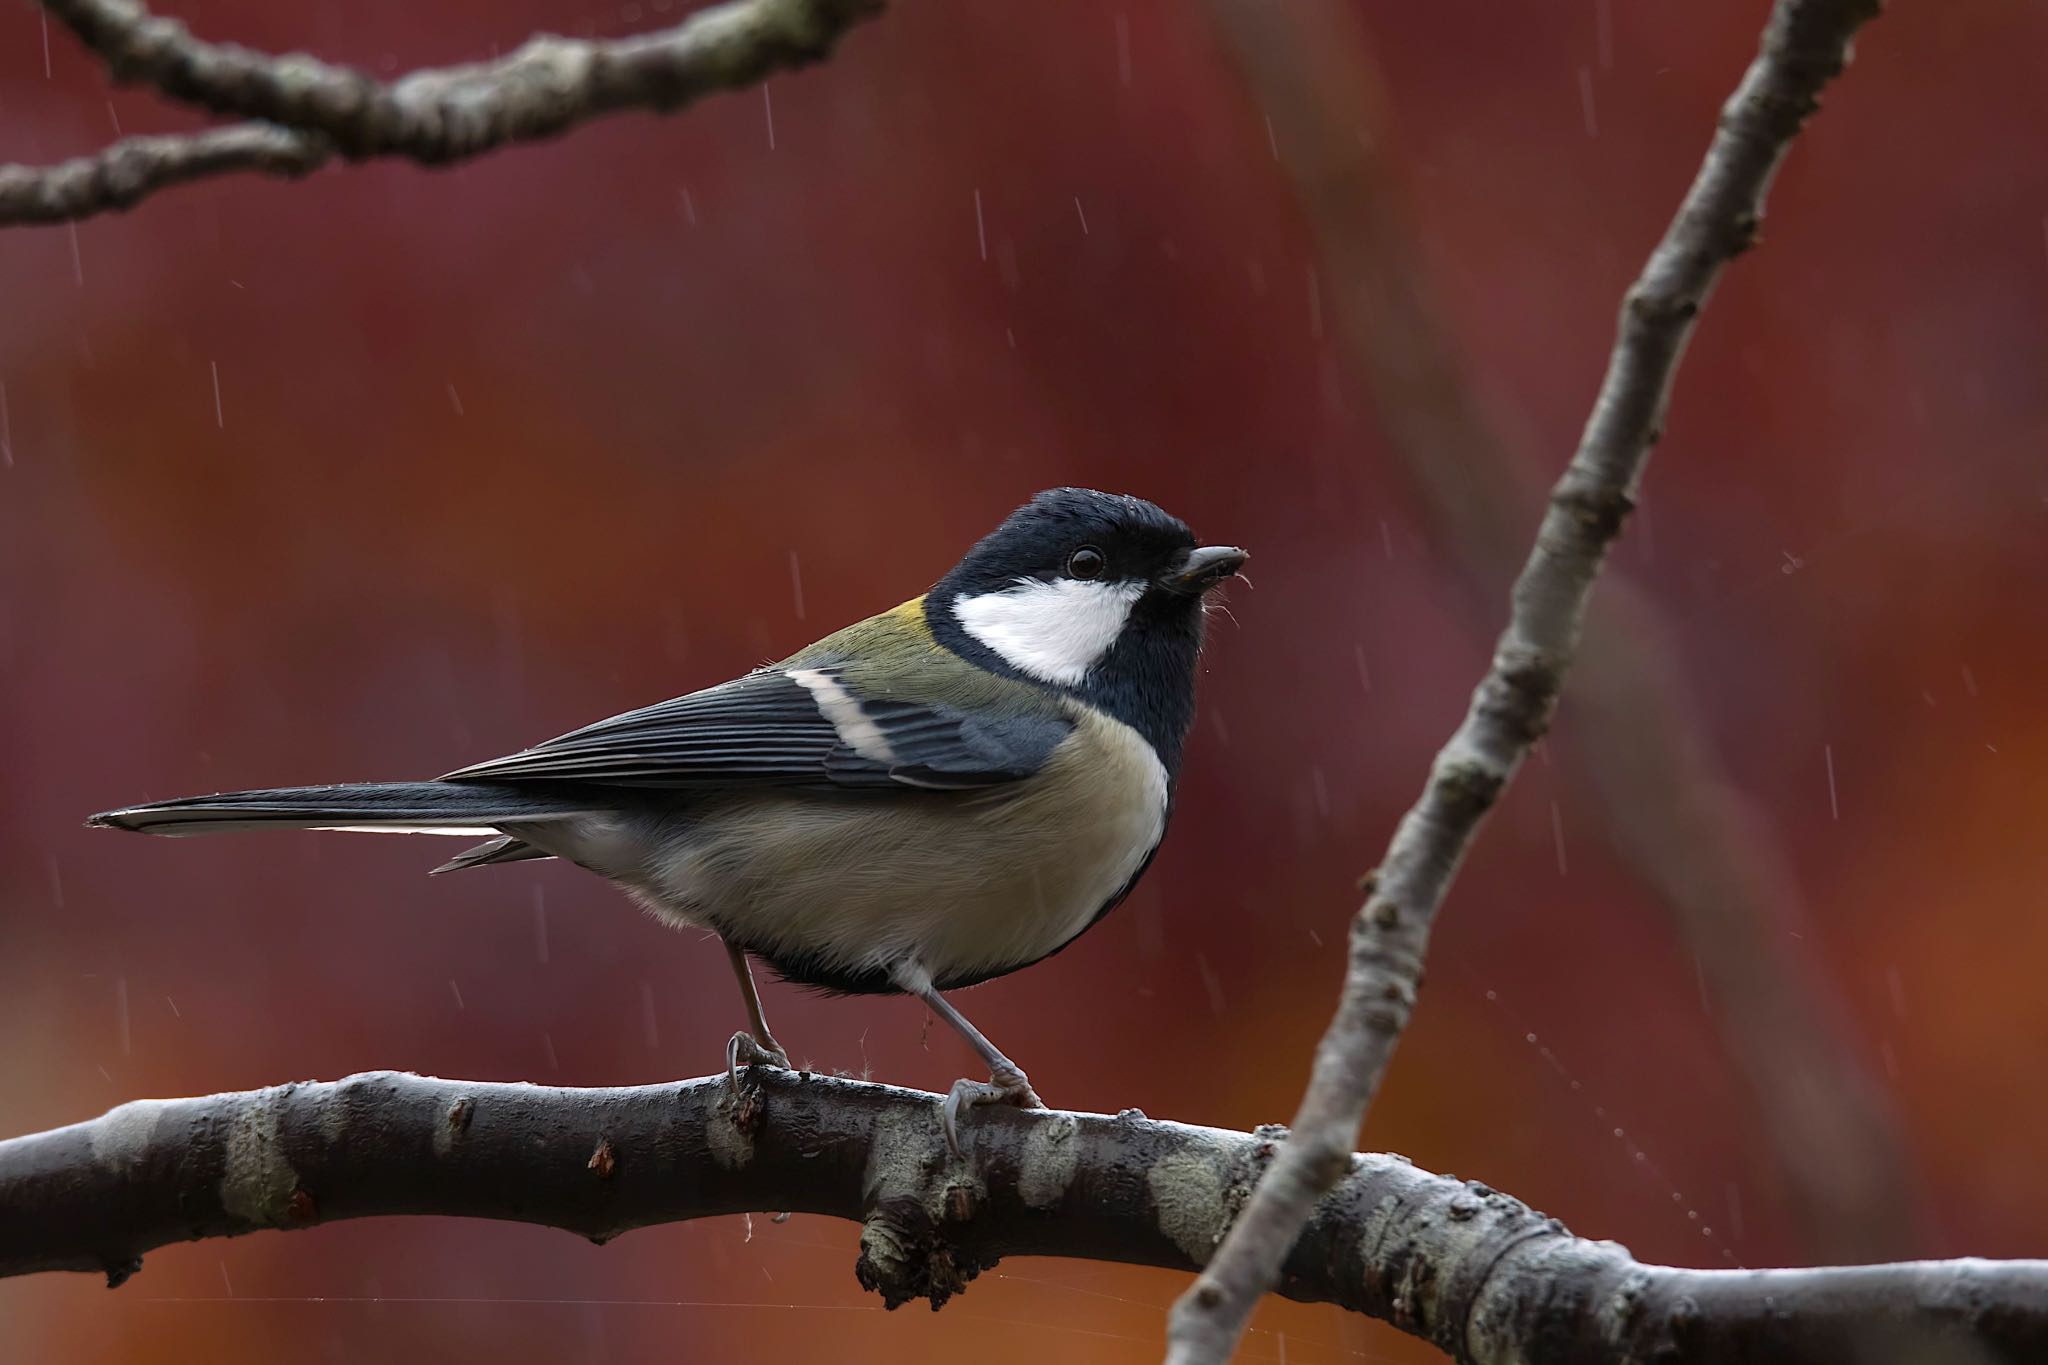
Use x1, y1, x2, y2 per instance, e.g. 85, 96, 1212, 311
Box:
440, 667, 1071, 793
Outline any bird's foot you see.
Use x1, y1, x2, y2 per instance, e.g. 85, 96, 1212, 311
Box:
941, 1064, 1043, 1155
725, 1030, 792, 1092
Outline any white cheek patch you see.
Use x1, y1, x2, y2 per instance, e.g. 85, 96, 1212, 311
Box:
951, 578, 1145, 685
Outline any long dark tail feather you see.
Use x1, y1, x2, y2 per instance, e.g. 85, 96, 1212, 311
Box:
88, 781, 598, 837
430, 835, 556, 875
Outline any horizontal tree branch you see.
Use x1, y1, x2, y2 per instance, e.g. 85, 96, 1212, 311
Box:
1167, 2, 1885, 1360
0, 1069, 2039, 1364
1, 0, 885, 227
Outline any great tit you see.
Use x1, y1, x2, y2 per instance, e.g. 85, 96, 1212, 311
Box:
90, 487, 1247, 1146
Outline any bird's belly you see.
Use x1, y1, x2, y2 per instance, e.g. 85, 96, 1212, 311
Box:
636, 711, 1169, 992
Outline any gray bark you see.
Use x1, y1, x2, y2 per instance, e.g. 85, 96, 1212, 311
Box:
0, 0, 885, 225
0, 1069, 2039, 1364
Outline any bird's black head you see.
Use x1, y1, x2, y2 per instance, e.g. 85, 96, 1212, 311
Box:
928, 488, 1246, 775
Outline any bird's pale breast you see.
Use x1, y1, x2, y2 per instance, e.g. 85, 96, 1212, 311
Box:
629, 702, 1168, 991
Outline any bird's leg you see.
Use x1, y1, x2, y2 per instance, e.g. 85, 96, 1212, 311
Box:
910, 980, 1044, 1154
723, 939, 791, 1089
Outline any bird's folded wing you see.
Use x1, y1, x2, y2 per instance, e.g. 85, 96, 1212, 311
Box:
439, 666, 1071, 793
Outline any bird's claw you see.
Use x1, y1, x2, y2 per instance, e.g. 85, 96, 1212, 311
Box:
725, 1030, 791, 1092
941, 1066, 1043, 1155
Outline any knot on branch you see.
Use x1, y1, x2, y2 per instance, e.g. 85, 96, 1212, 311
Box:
1362, 1175, 1572, 1356
1593, 1267, 1661, 1346
1479, 644, 1563, 746
1549, 482, 1637, 541
1623, 287, 1700, 329
855, 1196, 994, 1311
1430, 754, 1506, 819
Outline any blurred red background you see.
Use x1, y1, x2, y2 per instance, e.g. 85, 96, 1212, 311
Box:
3, 2, 2045, 1362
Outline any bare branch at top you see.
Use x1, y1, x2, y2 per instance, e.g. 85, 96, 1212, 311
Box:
0, 0, 885, 227
0, 124, 328, 226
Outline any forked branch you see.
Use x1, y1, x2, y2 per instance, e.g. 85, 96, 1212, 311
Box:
0, 0, 885, 225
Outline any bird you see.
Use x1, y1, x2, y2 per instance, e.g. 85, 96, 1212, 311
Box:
89, 487, 1247, 1148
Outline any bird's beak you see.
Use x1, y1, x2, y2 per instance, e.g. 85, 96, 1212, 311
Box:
1162, 544, 1249, 593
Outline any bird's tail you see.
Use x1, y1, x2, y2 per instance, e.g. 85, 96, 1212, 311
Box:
88, 781, 598, 838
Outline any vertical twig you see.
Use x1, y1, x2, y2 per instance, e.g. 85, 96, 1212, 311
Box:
1202, 0, 1915, 1260
1166, 3, 1885, 1360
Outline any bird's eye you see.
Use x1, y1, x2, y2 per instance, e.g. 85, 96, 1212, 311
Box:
1067, 546, 1106, 580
